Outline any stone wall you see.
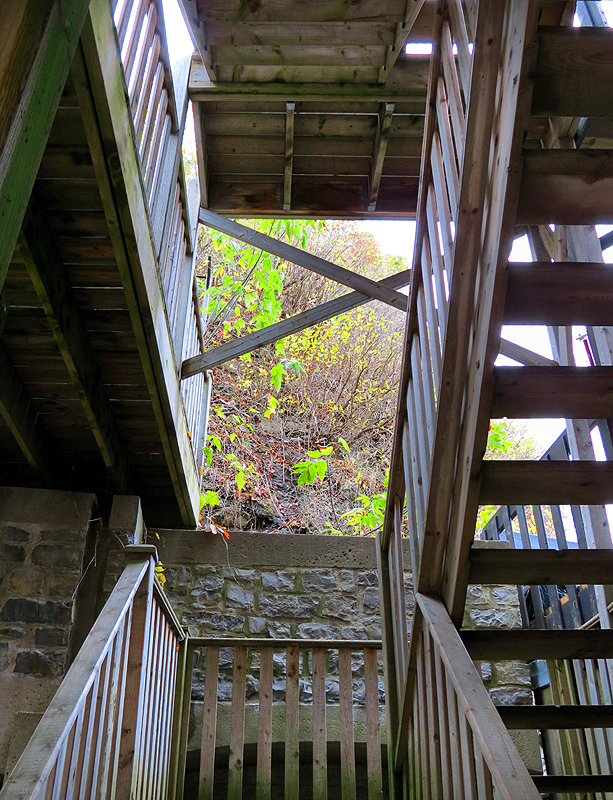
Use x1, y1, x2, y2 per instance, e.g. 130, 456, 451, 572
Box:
0, 488, 97, 779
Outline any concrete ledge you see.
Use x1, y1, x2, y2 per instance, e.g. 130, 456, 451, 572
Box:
0, 488, 96, 528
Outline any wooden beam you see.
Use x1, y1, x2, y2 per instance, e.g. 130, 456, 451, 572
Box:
19, 197, 131, 493
378, 0, 428, 82
517, 150, 613, 225
367, 103, 394, 212
533, 776, 613, 793
0, 340, 57, 484
283, 102, 295, 211
480, 460, 613, 506
181, 268, 411, 379
532, 27, 613, 118
469, 546, 613, 587
461, 629, 613, 661
0, 0, 90, 295
498, 704, 613, 730
491, 365, 613, 419
193, 101, 209, 208
504, 261, 613, 325
498, 338, 557, 367
198, 209, 409, 311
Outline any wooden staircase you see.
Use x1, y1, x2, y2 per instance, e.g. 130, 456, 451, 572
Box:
378, 1, 613, 796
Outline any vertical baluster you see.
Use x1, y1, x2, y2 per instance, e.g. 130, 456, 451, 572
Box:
338, 649, 357, 800
134, 37, 162, 141
256, 647, 273, 800
49, 737, 70, 800
78, 654, 110, 796
411, 690, 420, 799
406, 386, 425, 535
391, 497, 408, 698
364, 647, 383, 800
409, 337, 431, 503
419, 239, 443, 392
447, 0, 473, 102
433, 650, 452, 799
447, 675, 464, 798
228, 645, 247, 800
115, 0, 135, 49
151, 622, 173, 800
128, 3, 157, 107
144, 91, 169, 189
459, 715, 478, 799
285, 645, 300, 800
440, 22, 465, 158
474, 746, 494, 800
158, 626, 180, 800
139, 604, 162, 800
148, 114, 172, 202
199, 646, 220, 800
430, 131, 456, 270
312, 647, 328, 800
139, 64, 165, 163
64, 702, 88, 800
411, 331, 434, 460
416, 287, 439, 415
426, 186, 449, 327
423, 630, 442, 796
434, 90, 460, 217
415, 635, 431, 799
401, 420, 420, 575
122, 0, 148, 81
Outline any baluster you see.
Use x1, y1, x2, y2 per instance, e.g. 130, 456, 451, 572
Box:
138, 64, 165, 164
256, 647, 273, 800
138, 604, 162, 800
415, 635, 431, 799
364, 647, 383, 800
459, 715, 478, 799
416, 287, 439, 414
122, 0, 149, 82
474, 746, 494, 800
144, 90, 169, 189
440, 23, 465, 158
134, 37, 162, 142
430, 131, 456, 268
285, 645, 300, 800
446, 675, 464, 798
312, 647, 328, 800
148, 114, 172, 202
411, 326, 435, 457
401, 420, 420, 574
63, 703, 88, 800
338, 649, 357, 800
228, 645, 247, 800
409, 336, 431, 500
419, 238, 443, 388
434, 86, 460, 216
447, 0, 472, 103
423, 630, 442, 796
406, 387, 425, 535
127, 3, 157, 104
433, 650, 452, 799
115, 0, 134, 49
199, 646, 219, 800
425, 186, 449, 328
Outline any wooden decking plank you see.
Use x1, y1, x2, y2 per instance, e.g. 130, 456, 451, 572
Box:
461, 629, 613, 661
498, 705, 613, 730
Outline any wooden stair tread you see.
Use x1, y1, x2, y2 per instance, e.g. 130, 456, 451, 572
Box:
461, 629, 613, 661
491, 365, 613, 419
479, 460, 613, 505
504, 262, 613, 326
497, 704, 613, 729
532, 26, 613, 118
517, 149, 613, 225
468, 547, 613, 586
533, 774, 613, 792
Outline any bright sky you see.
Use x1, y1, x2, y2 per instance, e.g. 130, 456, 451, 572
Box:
162, 0, 613, 456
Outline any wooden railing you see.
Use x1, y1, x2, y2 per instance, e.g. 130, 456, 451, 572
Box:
174, 637, 385, 800
0, 545, 185, 800
405, 594, 540, 799
111, 0, 207, 464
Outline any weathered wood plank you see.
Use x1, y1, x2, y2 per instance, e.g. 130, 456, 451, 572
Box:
364, 648, 383, 800
338, 648, 357, 800
312, 648, 328, 800
532, 27, 613, 118
368, 103, 395, 211
283, 102, 295, 211
533, 776, 613, 793
504, 261, 613, 325
19, 199, 131, 493
518, 150, 613, 225
284, 646, 300, 800
480, 460, 613, 506
469, 546, 613, 587
255, 648, 273, 800
498, 704, 613, 730
181, 269, 410, 378
227, 645, 247, 800
462, 629, 613, 662
0, 0, 91, 295
199, 647, 219, 800
497, 338, 557, 367
378, 0, 427, 81
491, 365, 613, 419
199, 209, 408, 310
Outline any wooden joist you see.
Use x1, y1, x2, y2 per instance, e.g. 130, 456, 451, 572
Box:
198, 208, 409, 310
378, 0, 427, 81
498, 338, 557, 367
533, 775, 613, 793
491, 365, 613, 419
504, 261, 613, 325
461, 629, 613, 661
480, 460, 613, 506
283, 102, 295, 211
468, 546, 613, 587
19, 199, 131, 493
532, 27, 613, 118
518, 150, 613, 225
367, 103, 395, 211
498, 704, 613, 730
182, 269, 410, 379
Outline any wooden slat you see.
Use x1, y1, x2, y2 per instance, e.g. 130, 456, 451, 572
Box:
533, 775, 613, 792
480, 460, 613, 506
181, 269, 410, 378
469, 546, 613, 587
462, 629, 613, 661
199, 646, 219, 800
504, 262, 613, 325
198, 209, 409, 310
498, 704, 613, 730
312, 648, 328, 800
491, 366, 613, 419
284, 646, 300, 800
245, 646, 269, 800
497, 338, 557, 367
227, 645, 247, 800
378, 0, 427, 81
518, 149, 613, 225
364, 647, 383, 800
283, 102, 295, 211
532, 27, 613, 118
338, 648, 357, 800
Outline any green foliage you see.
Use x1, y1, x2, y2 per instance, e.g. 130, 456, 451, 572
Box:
340, 472, 389, 536
292, 446, 333, 486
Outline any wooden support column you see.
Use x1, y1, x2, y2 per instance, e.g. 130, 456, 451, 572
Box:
283, 102, 295, 211
19, 199, 131, 493
193, 101, 209, 208
0, 0, 90, 294
0, 341, 57, 484
198, 209, 409, 310
368, 103, 394, 212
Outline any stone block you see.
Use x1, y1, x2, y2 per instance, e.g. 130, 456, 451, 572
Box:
3, 544, 25, 563
5, 568, 45, 596
267, 622, 292, 638
466, 585, 489, 605
363, 588, 380, 611
198, 613, 245, 633
31, 544, 82, 570
35, 627, 69, 647
322, 595, 357, 622
0, 643, 9, 671
0, 626, 24, 640
495, 661, 531, 687
296, 623, 340, 640
14, 650, 64, 677
340, 626, 368, 640
261, 571, 295, 592
190, 590, 222, 608
469, 607, 522, 630
39, 529, 85, 543
46, 573, 80, 598
301, 570, 336, 592
489, 687, 533, 706
340, 571, 355, 592
192, 570, 223, 592
357, 571, 378, 587
259, 595, 318, 619
248, 617, 266, 634
0, 526, 29, 542
220, 568, 255, 585
226, 584, 254, 610
480, 662, 492, 682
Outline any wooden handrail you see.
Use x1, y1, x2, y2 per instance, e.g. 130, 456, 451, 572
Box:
190, 637, 383, 649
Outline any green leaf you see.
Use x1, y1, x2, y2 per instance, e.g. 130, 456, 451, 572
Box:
338, 436, 350, 452
236, 471, 246, 492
